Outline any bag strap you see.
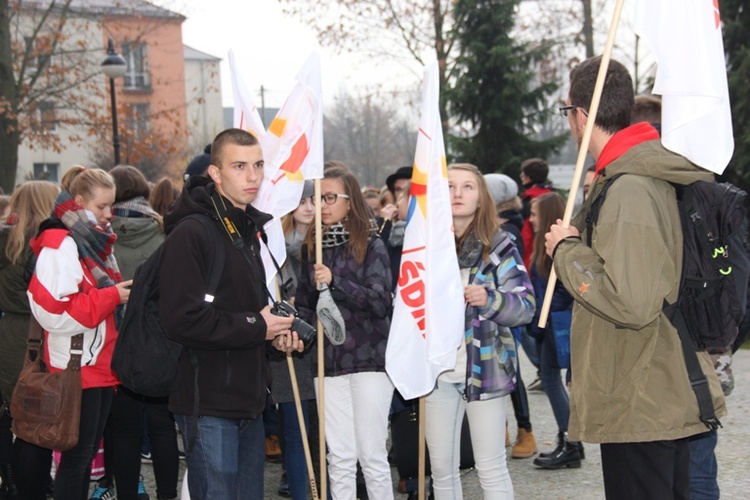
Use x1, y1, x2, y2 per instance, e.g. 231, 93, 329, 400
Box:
668, 305, 721, 430
27, 314, 84, 371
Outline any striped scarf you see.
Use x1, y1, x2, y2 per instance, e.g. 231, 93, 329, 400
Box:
112, 196, 160, 219
51, 191, 123, 289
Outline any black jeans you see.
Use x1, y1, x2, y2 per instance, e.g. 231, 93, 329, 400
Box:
600, 438, 690, 500
12, 437, 52, 500
54, 386, 113, 500
109, 387, 179, 500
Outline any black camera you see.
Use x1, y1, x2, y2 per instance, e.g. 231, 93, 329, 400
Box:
271, 301, 317, 346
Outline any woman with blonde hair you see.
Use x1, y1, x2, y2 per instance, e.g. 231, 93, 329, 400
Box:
0, 181, 59, 500
295, 166, 394, 499
26, 166, 131, 499
425, 163, 534, 499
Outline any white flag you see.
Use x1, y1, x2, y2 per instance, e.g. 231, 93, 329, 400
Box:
230, 53, 324, 294
229, 51, 266, 140
634, 0, 734, 174
385, 62, 464, 400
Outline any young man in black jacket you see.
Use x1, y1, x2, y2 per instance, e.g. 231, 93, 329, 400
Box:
159, 128, 302, 499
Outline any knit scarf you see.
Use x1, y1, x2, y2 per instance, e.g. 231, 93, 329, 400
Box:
112, 196, 160, 219
51, 191, 123, 289
457, 231, 483, 269
321, 222, 350, 248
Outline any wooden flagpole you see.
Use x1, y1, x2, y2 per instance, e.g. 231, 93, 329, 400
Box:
287, 354, 319, 499
314, 178, 327, 500
538, 0, 626, 328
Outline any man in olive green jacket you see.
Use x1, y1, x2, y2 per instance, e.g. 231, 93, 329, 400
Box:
546, 56, 726, 500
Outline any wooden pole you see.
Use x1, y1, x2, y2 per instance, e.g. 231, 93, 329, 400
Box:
314, 178, 327, 500
538, 0, 626, 329
418, 397, 426, 500
287, 353, 319, 499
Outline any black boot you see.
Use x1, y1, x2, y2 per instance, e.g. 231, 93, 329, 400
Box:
0, 463, 19, 500
533, 435, 582, 469
577, 441, 585, 459
537, 431, 565, 459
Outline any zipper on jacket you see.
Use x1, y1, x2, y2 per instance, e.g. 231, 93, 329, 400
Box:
85, 325, 102, 365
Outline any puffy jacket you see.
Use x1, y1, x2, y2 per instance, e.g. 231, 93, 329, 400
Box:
296, 236, 392, 377
554, 138, 726, 443
27, 228, 120, 389
159, 177, 273, 419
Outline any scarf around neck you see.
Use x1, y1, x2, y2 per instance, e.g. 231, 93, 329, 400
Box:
321, 222, 350, 248
457, 230, 483, 269
112, 196, 160, 219
51, 191, 122, 289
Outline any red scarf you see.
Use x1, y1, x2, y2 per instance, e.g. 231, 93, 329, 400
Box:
595, 122, 660, 175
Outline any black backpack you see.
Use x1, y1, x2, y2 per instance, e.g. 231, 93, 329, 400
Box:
588, 175, 749, 429
111, 214, 225, 398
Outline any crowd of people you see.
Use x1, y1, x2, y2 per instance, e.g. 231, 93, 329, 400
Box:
0, 55, 738, 500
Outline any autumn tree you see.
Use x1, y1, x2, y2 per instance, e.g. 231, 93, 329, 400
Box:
324, 89, 417, 187
0, 0, 195, 192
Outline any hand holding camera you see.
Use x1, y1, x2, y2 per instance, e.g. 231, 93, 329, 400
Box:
270, 301, 317, 346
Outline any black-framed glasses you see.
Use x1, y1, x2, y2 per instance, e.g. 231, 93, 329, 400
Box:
319, 193, 350, 205
559, 105, 589, 118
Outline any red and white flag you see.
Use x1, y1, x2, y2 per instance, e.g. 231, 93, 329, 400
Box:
385, 62, 464, 400
254, 53, 324, 291
634, 0, 734, 174
231, 53, 324, 291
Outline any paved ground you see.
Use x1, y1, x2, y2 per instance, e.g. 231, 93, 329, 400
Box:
139, 348, 750, 499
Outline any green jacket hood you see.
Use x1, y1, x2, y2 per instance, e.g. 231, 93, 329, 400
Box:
110, 216, 162, 249
602, 140, 715, 186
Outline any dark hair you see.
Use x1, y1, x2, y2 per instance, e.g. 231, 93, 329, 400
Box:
305, 166, 372, 264
631, 94, 662, 125
530, 192, 565, 279
110, 165, 150, 203
520, 158, 549, 184
210, 129, 259, 168
569, 56, 634, 135
149, 177, 179, 216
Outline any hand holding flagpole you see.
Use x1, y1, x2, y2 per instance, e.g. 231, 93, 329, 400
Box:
538, 0, 626, 328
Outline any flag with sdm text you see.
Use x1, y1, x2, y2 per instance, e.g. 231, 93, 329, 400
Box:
385, 61, 464, 400
634, 0, 733, 174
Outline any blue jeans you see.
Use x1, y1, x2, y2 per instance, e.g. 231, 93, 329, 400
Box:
520, 327, 540, 369
689, 429, 719, 500
175, 414, 264, 500
540, 328, 569, 433
280, 401, 311, 500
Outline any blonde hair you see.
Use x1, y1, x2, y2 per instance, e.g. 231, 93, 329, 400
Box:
5, 181, 60, 265
61, 165, 116, 201
448, 163, 500, 260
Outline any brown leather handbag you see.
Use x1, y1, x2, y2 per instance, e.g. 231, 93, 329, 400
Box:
10, 316, 83, 451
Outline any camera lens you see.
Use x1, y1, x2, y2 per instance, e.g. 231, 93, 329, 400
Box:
292, 318, 317, 345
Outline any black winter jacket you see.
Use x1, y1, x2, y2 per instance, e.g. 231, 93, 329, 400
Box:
159, 177, 273, 419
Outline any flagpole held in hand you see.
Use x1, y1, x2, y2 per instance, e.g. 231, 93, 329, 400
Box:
418, 396, 426, 500
314, 178, 327, 500
538, 0, 626, 329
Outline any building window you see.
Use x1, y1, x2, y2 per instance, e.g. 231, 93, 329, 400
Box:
122, 42, 151, 90
33, 163, 59, 182
24, 36, 51, 73
126, 103, 150, 139
30, 101, 58, 133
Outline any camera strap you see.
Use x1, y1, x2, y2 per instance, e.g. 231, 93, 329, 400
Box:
209, 190, 287, 303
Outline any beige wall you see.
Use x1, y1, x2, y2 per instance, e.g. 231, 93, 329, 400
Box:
185, 57, 224, 154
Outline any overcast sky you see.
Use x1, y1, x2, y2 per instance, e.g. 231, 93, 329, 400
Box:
155, 0, 416, 109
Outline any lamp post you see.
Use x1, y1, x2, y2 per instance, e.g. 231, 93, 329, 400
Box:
101, 38, 127, 166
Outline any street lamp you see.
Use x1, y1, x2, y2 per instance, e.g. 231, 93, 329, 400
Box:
101, 38, 127, 166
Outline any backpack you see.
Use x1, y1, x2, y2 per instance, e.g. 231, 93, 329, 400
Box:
588, 175, 749, 429
111, 214, 226, 398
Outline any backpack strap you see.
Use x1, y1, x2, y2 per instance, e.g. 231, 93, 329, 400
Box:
667, 303, 722, 430
585, 173, 623, 247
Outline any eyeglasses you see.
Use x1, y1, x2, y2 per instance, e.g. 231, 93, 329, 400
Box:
559, 105, 589, 118
319, 193, 350, 205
